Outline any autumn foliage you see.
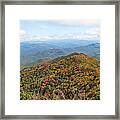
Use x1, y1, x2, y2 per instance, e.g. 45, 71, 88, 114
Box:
20, 53, 100, 100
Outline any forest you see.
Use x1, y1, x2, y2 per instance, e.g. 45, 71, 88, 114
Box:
20, 52, 100, 100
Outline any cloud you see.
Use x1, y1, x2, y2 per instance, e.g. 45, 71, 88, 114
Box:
20, 30, 28, 40
78, 19, 100, 26
54, 19, 100, 26
21, 33, 99, 41
85, 27, 100, 35
20, 26, 100, 42
20, 30, 26, 36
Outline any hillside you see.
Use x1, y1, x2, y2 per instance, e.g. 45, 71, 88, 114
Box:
20, 53, 100, 100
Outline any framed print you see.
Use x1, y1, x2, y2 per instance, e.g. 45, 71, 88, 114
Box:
0, 0, 119, 119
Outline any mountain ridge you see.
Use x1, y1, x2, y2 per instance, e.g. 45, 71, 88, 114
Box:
20, 52, 100, 100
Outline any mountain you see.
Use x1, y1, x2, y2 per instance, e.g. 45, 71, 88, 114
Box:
20, 53, 100, 100
73, 43, 100, 59
20, 40, 100, 66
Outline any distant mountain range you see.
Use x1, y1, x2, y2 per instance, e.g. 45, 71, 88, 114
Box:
20, 39, 100, 66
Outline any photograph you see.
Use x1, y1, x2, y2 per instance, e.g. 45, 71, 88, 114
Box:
20, 20, 100, 100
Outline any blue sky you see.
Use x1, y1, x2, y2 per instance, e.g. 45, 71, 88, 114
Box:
20, 20, 100, 41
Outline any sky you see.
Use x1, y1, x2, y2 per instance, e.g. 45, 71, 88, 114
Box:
20, 20, 100, 42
